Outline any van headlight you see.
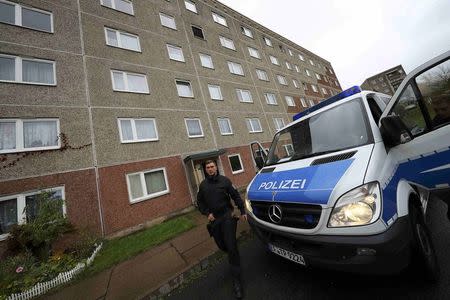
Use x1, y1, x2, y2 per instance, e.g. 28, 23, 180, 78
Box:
244, 196, 253, 213
328, 182, 381, 227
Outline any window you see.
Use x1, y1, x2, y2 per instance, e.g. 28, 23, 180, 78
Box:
309, 59, 315, 66
305, 69, 311, 77
269, 55, 279, 65
185, 118, 204, 137
228, 154, 244, 174
292, 79, 299, 89
256, 69, 269, 81
105, 27, 140, 52
184, 0, 197, 13
303, 83, 308, 91
111, 70, 149, 93
329, 68, 334, 74
285, 61, 292, 70
263, 37, 272, 47
208, 84, 222, 100
0, 187, 65, 239
283, 144, 294, 156
264, 93, 277, 105
390, 85, 426, 136
248, 47, 260, 59
191, 25, 205, 39
100, 0, 134, 15
273, 117, 285, 130
285, 96, 295, 107
219, 36, 235, 50
311, 84, 318, 93
309, 99, 315, 107
0, 0, 53, 32
322, 87, 328, 95
126, 168, 169, 203
212, 12, 227, 27
288, 49, 293, 56
324, 76, 328, 82
335, 80, 339, 86
300, 98, 307, 107
0, 54, 56, 85
0, 119, 60, 154
277, 75, 287, 86
315, 73, 321, 80
298, 54, 305, 61
175, 80, 193, 97
245, 118, 262, 133
217, 118, 233, 135
241, 26, 253, 38
118, 118, 158, 143
227, 61, 244, 76
166, 44, 185, 62
294, 65, 300, 73
236, 89, 253, 103
159, 13, 176, 30
199, 53, 214, 69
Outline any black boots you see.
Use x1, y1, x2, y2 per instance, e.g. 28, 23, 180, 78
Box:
233, 279, 243, 299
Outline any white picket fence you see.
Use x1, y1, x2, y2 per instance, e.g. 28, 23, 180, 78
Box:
7, 243, 103, 300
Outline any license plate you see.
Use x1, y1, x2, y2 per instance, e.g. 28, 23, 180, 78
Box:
269, 244, 306, 266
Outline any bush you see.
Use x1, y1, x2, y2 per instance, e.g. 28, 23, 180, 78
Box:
8, 191, 73, 260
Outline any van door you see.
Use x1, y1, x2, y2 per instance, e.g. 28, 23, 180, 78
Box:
380, 54, 450, 201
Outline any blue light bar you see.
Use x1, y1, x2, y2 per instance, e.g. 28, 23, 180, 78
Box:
293, 86, 362, 121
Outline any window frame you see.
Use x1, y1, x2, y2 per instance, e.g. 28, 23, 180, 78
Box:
285, 95, 295, 107
269, 55, 279, 66
241, 26, 253, 38
236, 89, 253, 103
248, 47, 261, 59
227, 61, 244, 76
166, 44, 185, 62
311, 84, 318, 93
110, 69, 150, 94
117, 118, 158, 143
212, 11, 227, 27
0, 0, 54, 33
300, 98, 307, 107
273, 117, 285, 130
0, 186, 66, 240
263, 36, 272, 47
100, 0, 134, 15
292, 79, 299, 89
104, 27, 141, 52
159, 12, 177, 30
191, 25, 205, 40
315, 73, 321, 80
298, 54, 305, 61
228, 154, 244, 174
277, 75, 288, 86
217, 117, 233, 135
175, 79, 194, 98
246, 118, 263, 133
264, 93, 278, 105
219, 36, 236, 50
199, 53, 214, 69
0, 118, 61, 154
208, 84, 223, 100
309, 99, 315, 107
126, 168, 170, 204
256, 69, 269, 81
184, 118, 204, 138
0, 54, 56, 86
184, 0, 197, 13
285, 61, 292, 70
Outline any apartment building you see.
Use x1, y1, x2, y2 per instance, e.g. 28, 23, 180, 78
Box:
0, 0, 342, 241
361, 65, 406, 95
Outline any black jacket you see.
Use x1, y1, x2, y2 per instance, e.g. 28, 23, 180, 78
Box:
197, 174, 245, 217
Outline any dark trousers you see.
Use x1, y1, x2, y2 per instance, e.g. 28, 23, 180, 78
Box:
210, 213, 241, 280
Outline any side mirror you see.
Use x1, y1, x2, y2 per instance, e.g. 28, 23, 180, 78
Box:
380, 115, 413, 148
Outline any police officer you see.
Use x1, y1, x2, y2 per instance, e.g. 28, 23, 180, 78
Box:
197, 159, 247, 299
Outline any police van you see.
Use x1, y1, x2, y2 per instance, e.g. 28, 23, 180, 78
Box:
245, 50, 450, 281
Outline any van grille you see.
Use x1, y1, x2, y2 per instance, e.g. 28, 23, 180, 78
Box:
251, 201, 321, 229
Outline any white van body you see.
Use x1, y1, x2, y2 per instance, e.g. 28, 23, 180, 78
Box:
246, 51, 450, 279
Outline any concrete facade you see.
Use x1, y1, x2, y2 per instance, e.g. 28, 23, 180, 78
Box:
361, 65, 406, 95
0, 0, 342, 239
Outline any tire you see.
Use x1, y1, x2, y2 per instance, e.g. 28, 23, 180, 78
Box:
409, 201, 440, 282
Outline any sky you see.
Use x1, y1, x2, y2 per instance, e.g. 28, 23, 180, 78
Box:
219, 0, 450, 89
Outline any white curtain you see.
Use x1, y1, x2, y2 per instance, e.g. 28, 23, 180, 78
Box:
120, 33, 139, 51
120, 120, 133, 141
127, 74, 148, 92
115, 0, 133, 14
23, 121, 57, 148
129, 174, 143, 200
0, 56, 15, 81
135, 120, 156, 140
218, 119, 231, 134
106, 29, 118, 47
0, 122, 16, 150
145, 171, 166, 195
22, 60, 54, 84
22, 7, 52, 32
0, 198, 17, 234
113, 72, 125, 90
176, 82, 192, 97
187, 120, 201, 136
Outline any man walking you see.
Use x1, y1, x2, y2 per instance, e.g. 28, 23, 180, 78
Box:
197, 159, 247, 299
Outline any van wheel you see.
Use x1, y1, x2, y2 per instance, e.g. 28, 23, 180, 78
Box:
409, 202, 440, 282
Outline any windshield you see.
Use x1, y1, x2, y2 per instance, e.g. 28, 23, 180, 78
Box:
266, 99, 372, 165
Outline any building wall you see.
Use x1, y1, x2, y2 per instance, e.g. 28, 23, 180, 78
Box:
1, 0, 343, 239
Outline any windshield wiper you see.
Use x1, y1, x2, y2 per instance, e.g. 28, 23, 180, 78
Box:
290, 150, 338, 161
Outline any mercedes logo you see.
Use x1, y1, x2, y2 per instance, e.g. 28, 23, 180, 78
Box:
268, 204, 282, 224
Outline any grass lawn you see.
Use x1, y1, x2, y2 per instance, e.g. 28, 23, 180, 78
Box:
79, 212, 196, 278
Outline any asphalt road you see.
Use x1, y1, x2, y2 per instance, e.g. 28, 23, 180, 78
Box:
166, 198, 450, 300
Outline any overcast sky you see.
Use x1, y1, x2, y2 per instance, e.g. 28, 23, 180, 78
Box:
219, 0, 450, 89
